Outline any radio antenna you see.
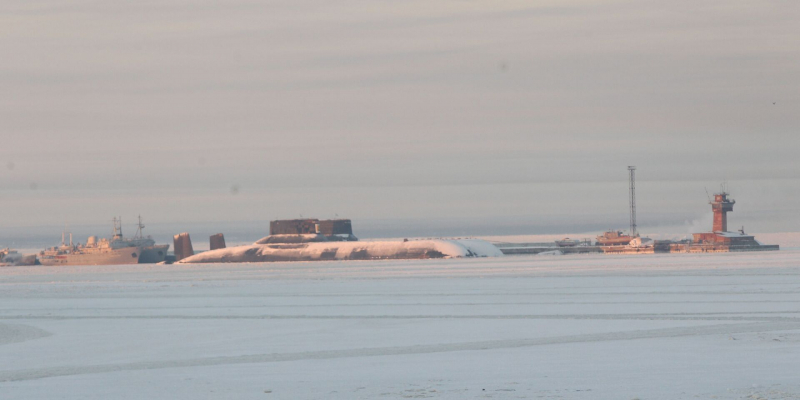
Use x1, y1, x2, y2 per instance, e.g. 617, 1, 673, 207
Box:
628, 166, 638, 237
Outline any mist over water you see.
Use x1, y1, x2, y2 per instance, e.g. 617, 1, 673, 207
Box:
3, 176, 797, 250
1, 1, 798, 246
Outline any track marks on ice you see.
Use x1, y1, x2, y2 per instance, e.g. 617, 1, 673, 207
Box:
3, 321, 800, 382
3, 311, 800, 322
4, 299, 800, 313
0, 323, 51, 346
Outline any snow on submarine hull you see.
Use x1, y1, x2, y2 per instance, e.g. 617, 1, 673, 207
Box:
177, 239, 502, 264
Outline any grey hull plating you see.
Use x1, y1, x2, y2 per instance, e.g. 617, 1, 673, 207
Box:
138, 245, 169, 263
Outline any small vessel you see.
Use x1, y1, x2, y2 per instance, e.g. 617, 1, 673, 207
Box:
596, 230, 634, 246
1, 248, 20, 266
555, 238, 581, 247
1, 248, 36, 266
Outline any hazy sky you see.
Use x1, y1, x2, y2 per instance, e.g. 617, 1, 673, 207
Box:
1, 0, 799, 237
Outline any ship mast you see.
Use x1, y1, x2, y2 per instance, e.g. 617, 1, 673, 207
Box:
135, 215, 145, 239
112, 217, 123, 239
62, 224, 73, 247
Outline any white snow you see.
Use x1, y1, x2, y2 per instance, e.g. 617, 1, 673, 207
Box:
3, 250, 800, 399
253, 234, 322, 244
536, 249, 564, 256
444, 238, 504, 258
179, 238, 502, 263
628, 236, 654, 248
714, 231, 753, 238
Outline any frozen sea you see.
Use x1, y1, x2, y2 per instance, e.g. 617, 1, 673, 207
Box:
2, 250, 800, 399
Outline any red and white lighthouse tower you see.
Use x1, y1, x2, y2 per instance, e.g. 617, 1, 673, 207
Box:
689, 186, 777, 250
710, 192, 735, 232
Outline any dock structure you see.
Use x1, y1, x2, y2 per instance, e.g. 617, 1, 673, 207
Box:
494, 242, 602, 255
498, 185, 777, 257
670, 241, 779, 253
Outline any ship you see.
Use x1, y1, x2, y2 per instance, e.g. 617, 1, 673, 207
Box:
554, 238, 581, 247
1, 248, 21, 266
174, 218, 503, 264
37, 217, 169, 266
38, 232, 141, 266
108, 216, 169, 263
1, 248, 36, 266
596, 230, 634, 246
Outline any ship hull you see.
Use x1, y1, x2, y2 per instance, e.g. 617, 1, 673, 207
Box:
138, 245, 169, 263
0, 251, 36, 266
39, 247, 142, 266
596, 238, 633, 246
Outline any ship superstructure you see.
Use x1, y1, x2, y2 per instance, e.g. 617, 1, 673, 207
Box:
596, 230, 634, 246
108, 216, 169, 263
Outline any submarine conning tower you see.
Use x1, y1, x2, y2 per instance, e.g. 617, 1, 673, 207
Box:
710, 192, 735, 232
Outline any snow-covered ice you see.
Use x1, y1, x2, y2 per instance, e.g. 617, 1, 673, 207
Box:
3, 250, 800, 399
179, 238, 503, 263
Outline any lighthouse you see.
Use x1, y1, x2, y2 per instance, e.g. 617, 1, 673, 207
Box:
688, 185, 776, 250
710, 191, 735, 233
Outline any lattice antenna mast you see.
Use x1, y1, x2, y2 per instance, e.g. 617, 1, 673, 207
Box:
135, 215, 145, 239
628, 166, 638, 237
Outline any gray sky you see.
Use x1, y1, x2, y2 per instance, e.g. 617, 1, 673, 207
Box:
1, 0, 799, 237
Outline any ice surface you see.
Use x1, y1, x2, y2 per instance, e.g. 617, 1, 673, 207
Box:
3, 251, 800, 399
